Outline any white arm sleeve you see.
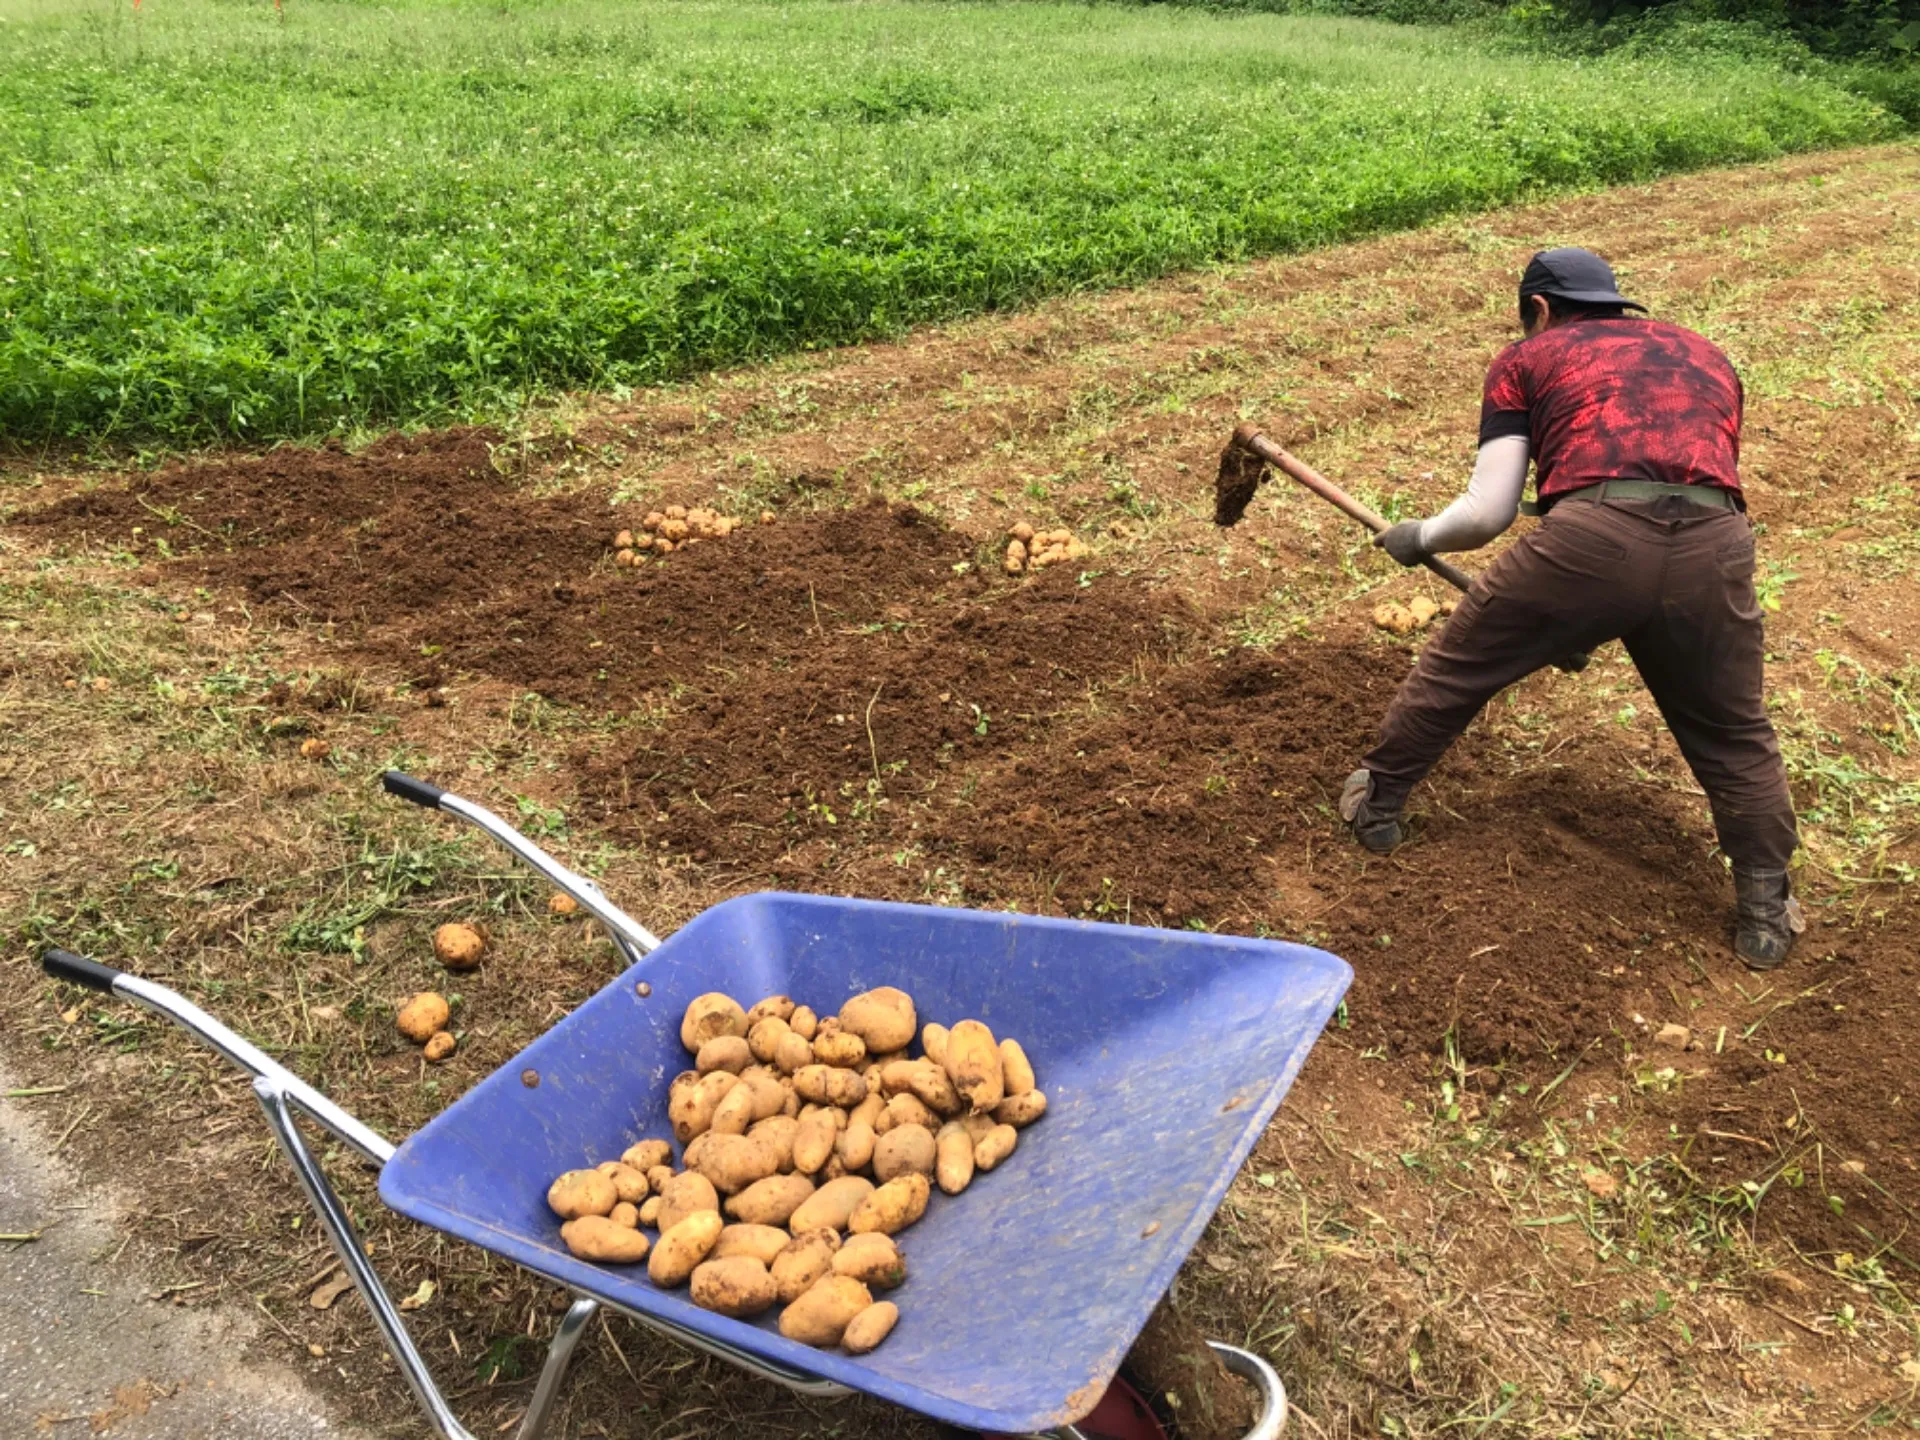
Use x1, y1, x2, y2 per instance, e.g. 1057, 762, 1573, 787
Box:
1415, 435, 1530, 554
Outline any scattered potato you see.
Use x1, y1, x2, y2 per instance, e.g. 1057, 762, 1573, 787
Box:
681, 993, 750, 1053
432, 923, 485, 971
691, 1255, 778, 1317
654, 537, 675, 554
655, 1172, 720, 1233
944, 1020, 1003, 1113
713, 1224, 792, 1267
561, 1216, 651, 1264
772, 1229, 842, 1304
1373, 601, 1418, 635
1009, 521, 1035, 544
849, 1173, 929, 1236
778, 1274, 872, 1347
974, 1124, 1018, 1172
614, 529, 636, 549
842, 1300, 899, 1355
789, 1176, 875, 1234
642, 512, 664, 532
993, 1090, 1048, 1128
839, 987, 917, 1053
548, 1169, 618, 1221
1408, 595, 1440, 627
832, 1233, 906, 1290
299, 737, 331, 761
725, 1173, 816, 1227
760, 509, 776, 525
873, 1124, 936, 1184
396, 992, 450, 1045
935, 1120, 975, 1195
615, 547, 639, 567
649, 1211, 724, 1287
548, 891, 580, 917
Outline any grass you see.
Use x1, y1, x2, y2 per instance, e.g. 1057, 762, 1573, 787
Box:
0, 0, 1906, 443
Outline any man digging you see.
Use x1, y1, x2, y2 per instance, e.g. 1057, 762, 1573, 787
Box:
1340, 247, 1803, 969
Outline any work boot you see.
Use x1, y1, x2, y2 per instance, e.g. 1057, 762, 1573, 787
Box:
1733, 867, 1805, 970
1339, 769, 1402, 855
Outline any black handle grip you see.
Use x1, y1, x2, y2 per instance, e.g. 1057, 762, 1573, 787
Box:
382, 771, 446, 809
1555, 651, 1593, 674
42, 948, 122, 994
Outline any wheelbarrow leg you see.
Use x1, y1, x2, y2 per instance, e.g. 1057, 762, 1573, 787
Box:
517, 1298, 599, 1440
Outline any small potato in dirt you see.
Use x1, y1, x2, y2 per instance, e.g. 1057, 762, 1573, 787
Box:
724, 1173, 815, 1227
655, 1172, 720, 1233
713, 1224, 792, 1267
842, 1300, 898, 1355
838, 987, 917, 1053
648, 1210, 723, 1287
771, 1229, 842, 1304
694, 1133, 782, 1195
595, 1162, 650, 1204
872, 1123, 936, 1183
849, 1173, 930, 1236
999, 1038, 1036, 1096
789, 1005, 819, 1041
548, 1170, 618, 1221
622, 1139, 673, 1174
792, 1108, 838, 1175
423, 1028, 456, 1061
696, 1035, 753, 1075
936, 1120, 975, 1195
1372, 601, 1418, 636
692, 1256, 777, 1318
432, 923, 486, 971
944, 1020, 1003, 1113
396, 993, 449, 1045
746, 995, 796, 1026
681, 993, 749, 1053
779, 1275, 872, 1347
994, 1090, 1048, 1128
789, 1176, 874, 1234
974, 1124, 1018, 1172
832, 1232, 906, 1290
561, 1216, 651, 1265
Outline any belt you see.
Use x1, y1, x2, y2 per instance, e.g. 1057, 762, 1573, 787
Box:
1522, 480, 1742, 516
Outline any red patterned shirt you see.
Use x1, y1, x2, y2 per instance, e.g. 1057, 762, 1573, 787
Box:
1479, 318, 1743, 499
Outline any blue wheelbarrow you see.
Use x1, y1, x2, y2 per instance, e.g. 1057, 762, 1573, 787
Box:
40, 772, 1351, 1440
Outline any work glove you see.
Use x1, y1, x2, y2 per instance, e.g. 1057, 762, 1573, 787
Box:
1375, 519, 1429, 568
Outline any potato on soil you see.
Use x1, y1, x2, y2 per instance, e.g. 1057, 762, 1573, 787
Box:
771, 1229, 842, 1303
548, 1170, 618, 1221
974, 1124, 1018, 1172
655, 1172, 720, 1233
681, 993, 749, 1053
561, 1216, 651, 1264
1408, 595, 1440, 627
789, 1005, 819, 1040
832, 1233, 906, 1289
935, 1120, 975, 1195
638, 1196, 662, 1227
849, 1173, 930, 1236
432, 923, 486, 971
792, 1108, 838, 1175
648, 1210, 724, 1287
614, 529, 636, 550
999, 1038, 1036, 1096
789, 1176, 875, 1234
696, 1035, 753, 1075
396, 992, 449, 1045
724, 1173, 815, 1227
713, 1224, 792, 1267
873, 1123, 936, 1183
993, 1090, 1048, 1128
746, 995, 796, 1026
920, 1022, 950, 1066
748, 1114, 799, 1170
837, 1119, 876, 1173
779, 1275, 872, 1348
795, 1064, 868, 1108
695, 1133, 783, 1195
842, 1300, 899, 1355
622, 1139, 673, 1174
548, 891, 580, 917
838, 987, 917, 1053
1009, 521, 1036, 544
595, 1162, 650, 1204
1372, 601, 1417, 636
691, 1255, 778, 1317
609, 1201, 640, 1229
944, 1020, 1004, 1113
642, 512, 664, 532
811, 1028, 867, 1068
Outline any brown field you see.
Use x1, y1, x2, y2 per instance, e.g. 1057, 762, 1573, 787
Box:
4, 142, 1918, 1438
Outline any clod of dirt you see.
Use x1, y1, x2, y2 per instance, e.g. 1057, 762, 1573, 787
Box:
432, 923, 486, 971
1582, 1169, 1619, 1200
1653, 1023, 1691, 1050
298, 738, 331, 761
1212, 433, 1267, 527
1127, 1296, 1257, 1440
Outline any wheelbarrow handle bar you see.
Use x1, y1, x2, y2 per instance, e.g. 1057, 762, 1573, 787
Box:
383, 770, 448, 809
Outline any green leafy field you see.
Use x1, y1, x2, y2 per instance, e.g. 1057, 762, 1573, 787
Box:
0, 0, 1902, 441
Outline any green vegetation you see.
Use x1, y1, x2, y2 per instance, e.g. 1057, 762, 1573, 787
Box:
1, 0, 1904, 442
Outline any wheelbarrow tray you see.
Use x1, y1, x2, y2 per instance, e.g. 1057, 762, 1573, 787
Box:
379, 892, 1350, 1435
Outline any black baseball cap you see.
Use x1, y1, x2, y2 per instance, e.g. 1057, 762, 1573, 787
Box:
1519, 247, 1646, 311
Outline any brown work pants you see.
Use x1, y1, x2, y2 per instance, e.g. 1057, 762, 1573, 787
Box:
1361, 494, 1798, 871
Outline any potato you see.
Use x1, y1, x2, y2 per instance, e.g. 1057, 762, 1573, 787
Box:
724, 1173, 815, 1227
871, 1049, 909, 1069
697, 1035, 753, 1075
921, 1022, 950, 1066
959, 1112, 999, 1144
681, 994, 749, 1054
878, 1060, 917, 1097
994, 1090, 1048, 1128
837, 1119, 876, 1173
738, 1069, 790, 1122
713, 1224, 792, 1267
812, 1028, 867, 1069
838, 987, 917, 1053
842, 1301, 899, 1355
905, 1061, 963, 1117
683, 1135, 713, 1173
638, 1196, 662, 1227
1009, 521, 1036, 544
779, 1275, 873, 1348
691, 1256, 778, 1318
944, 1020, 1004, 1113
396, 992, 450, 1044
832, 1233, 906, 1290
656, 1172, 720, 1233
660, 518, 690, 543
645, 1164, 676, 1195
794, 1065, 867, 1108
669, 1073, 724, 1144
649, 1210, 723, 1287
561, 1216, 651, 1265
822, 1154, 848, 1182
548, 1169, 618, 1220
771, 1229, 841, 1304
788, 1176, 875, 1234
999, 1038, 1036, 1097
748, 1015, 791, 1064
595, 1162, 650, 1204
793, 1108, 838, 1175
849, 1090, 886, 1131
1004, 544, 1026, 575
710, 1082, 756, 1138
935, 1120, 975, 1195
974, 1124, 1018, 1172
622, 1139, 672, 1174
423, 1030, 457, 1062
746, 995, 796, 1025
432, 923, 485, 971
879, 1092, 936, 1134
788, 1005, 819, 1041
609, 1201, 640, 1229
849, 1173, 930, 1236
695, 1133, 782, 1195
775, 1031, 815, 1075
1373, 601, 1418, 636
748, 1114, 798, 1171
873, 1124, 935, 1183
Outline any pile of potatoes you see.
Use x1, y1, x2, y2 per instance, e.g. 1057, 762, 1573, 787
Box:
544, 986, 1046, 1356
1004, 521, 1088, 575
1372, 594, 1453, 636
613, 505, 766, 565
